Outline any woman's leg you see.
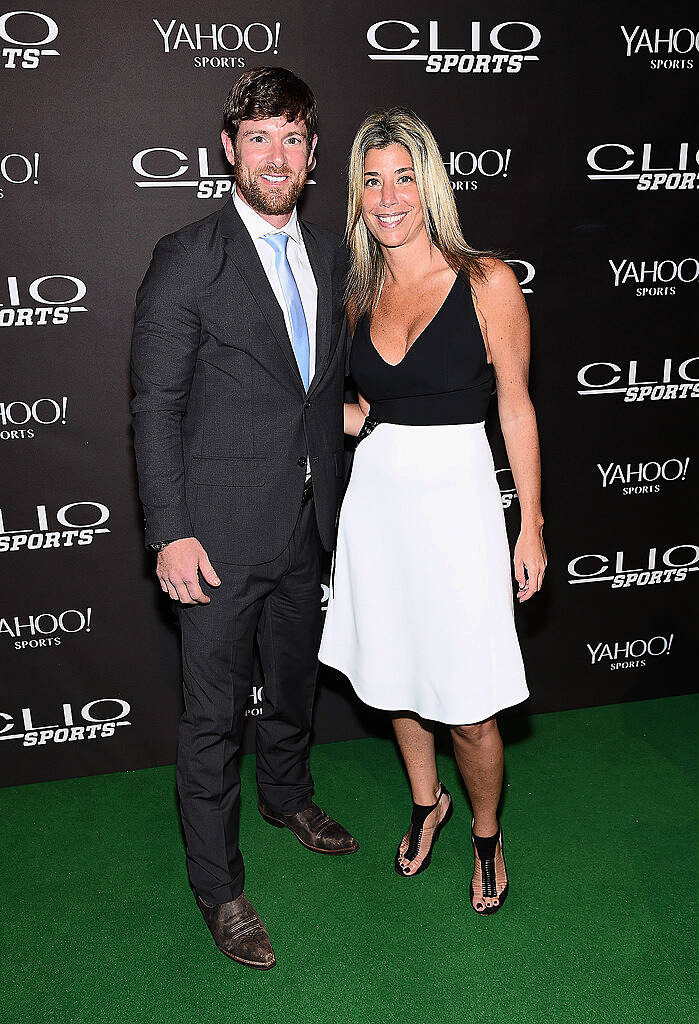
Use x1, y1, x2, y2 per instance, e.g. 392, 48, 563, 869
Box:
392, 715, 451, 875
449, 717, 503, 836
450, 717, 507, 911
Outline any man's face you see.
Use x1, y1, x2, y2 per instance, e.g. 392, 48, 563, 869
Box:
222, 115, 317, 218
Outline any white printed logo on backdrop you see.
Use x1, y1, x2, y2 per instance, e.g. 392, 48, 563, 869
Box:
587, 634, 675, 671
496, 468, 518, 510
1, 606, 92, 651
0, 10, 58, 69
577, 357, 699, 402
568, 544, 699, 588
0, 696, 130, 748
587, 142, 699, 191
0, 397, 68, 441
0, 151, 39, 199
133, 145, 316, 198
0, 275, 87, 327
153, 19, 281, 69
621, 25, 698, 70
133, 146, 234, 200
0, 501, 111, 553
367, 20, 541, 74
608, 257, 699, 297
597, 458, 691, 496
445, 148, 512, 191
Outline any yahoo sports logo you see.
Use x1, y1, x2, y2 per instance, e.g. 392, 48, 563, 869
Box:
0, 151, 39, 193
609, 257, 699, 297
245, 685, 264, 718
0, 396, 68, 441
0, 605, 92, 650
0, 10, 58, 68
152, 19, 281, 69
577, 357, 699, 402
586, 142, 699, 191
587, 634, 675, 670
445, 148, 512, 191
597, 458, 691, 496
621, 25, 698, 70
567, 544, 699, 589
367, 20, 541, 74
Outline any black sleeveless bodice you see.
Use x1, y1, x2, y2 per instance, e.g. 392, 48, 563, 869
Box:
350, 275, 495, 426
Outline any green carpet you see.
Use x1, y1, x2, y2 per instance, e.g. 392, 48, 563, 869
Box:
1, 695, 696, 1024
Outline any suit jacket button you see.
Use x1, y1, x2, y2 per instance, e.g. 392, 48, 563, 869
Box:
297, 456, 306, 466
304, 400, 311, 409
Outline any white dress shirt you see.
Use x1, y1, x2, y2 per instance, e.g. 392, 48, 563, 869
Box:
232, 185, 317, 383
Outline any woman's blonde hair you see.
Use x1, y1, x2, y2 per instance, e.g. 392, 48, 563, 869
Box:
345, 107, 491, 323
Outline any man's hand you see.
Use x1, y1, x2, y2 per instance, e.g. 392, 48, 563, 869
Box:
156, 538, 221, 605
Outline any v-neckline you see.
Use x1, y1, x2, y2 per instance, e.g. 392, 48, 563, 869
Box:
368, 274, 458, 368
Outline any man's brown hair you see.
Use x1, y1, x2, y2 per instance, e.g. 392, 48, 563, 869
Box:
223, 66, 318, 147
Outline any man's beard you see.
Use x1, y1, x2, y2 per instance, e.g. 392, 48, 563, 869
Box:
236, 163, 307, 217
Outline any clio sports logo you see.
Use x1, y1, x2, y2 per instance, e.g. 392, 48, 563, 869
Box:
367, 20, 541, 74
0, 274, 87, 327
0, 501, 111, 552
133, 146, 234, 200
587, 142, 699, 190
0, 10, 58, 68
568, 544, 699, 588
577, 357, 699, 402
495, 467, 518, 510
0, 696, 131, 748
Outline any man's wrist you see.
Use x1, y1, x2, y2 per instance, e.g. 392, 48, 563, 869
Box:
149, 539, 179, 552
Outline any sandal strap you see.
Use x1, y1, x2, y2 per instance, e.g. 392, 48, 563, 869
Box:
405, 784, 449, 862
472, 825, 503, 899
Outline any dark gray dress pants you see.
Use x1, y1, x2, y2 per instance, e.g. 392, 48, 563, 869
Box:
175, 497, 322, 904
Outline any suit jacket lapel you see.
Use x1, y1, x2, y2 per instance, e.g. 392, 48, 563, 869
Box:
301, 221, 332, 396
219, 201, 305, 392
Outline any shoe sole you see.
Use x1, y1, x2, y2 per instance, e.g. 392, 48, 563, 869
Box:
394, 798, 454, 877
260, 811, 359, 854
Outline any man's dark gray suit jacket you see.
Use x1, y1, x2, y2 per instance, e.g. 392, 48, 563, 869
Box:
130, 199, 349, 565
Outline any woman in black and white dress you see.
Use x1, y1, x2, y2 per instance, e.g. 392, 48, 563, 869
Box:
319, 109, 546, 914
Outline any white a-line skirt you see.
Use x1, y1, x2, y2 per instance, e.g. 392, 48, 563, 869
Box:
318, 421, 529, 725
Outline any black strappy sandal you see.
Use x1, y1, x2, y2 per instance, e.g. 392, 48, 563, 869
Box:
394, 783, 453, 877
470, 821, 509, 915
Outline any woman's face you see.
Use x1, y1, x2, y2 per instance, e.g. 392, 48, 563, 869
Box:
361, 143, 425, 249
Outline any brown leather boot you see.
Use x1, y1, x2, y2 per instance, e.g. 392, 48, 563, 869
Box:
258, 800, 359, 854
194, 891, 276, 969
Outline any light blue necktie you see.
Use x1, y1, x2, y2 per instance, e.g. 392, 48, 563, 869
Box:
263, 231, 310, 389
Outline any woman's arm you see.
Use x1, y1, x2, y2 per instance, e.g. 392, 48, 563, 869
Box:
474, 260, 546, 602
344, 394, 370, 436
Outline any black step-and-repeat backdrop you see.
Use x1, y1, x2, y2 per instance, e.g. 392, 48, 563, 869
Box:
2, 3, 697, 786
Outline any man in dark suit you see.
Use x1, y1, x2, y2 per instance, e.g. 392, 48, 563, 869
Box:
131, 67, 357, 970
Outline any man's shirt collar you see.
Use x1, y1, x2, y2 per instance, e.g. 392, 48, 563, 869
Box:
232, 184, 302, 246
